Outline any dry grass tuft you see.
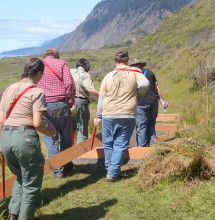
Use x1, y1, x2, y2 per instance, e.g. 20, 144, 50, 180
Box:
139, 137, 215, 187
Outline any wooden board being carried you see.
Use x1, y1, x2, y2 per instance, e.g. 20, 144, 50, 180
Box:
0, 114, 183, 198
0, 132, 103, 198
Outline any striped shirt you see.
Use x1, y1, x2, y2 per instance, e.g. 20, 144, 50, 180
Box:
37, 56, 76, 104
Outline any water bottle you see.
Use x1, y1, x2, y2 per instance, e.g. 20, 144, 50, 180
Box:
164, 101, 167, 113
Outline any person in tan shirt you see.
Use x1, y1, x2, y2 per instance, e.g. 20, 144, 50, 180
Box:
94, 50, 149, 182
0, 58, 55, 220
71, 58, 99, 144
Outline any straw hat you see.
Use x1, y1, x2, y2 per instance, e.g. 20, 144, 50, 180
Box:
129, 58, 146, 67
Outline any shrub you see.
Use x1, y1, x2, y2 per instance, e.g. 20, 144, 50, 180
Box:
189, 59, 215, 91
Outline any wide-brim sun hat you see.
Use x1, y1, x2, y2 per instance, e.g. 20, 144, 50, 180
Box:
129, 58, 146, 67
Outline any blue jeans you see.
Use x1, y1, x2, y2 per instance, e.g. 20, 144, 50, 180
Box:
43, 101, 73, 176
102, 118, 135, 178
136, 100, 159, 147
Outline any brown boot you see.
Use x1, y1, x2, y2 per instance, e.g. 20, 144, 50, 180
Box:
8, 213, 18, 220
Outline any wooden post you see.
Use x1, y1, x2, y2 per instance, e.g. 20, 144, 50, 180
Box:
206, 70, 210, 126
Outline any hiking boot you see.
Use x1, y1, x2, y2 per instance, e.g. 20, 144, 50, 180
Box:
63, 162, 74, 177
54, 171, 63, 179
106, 177, 117, 183
8, 214, 18, 220
54, 172, 64, 179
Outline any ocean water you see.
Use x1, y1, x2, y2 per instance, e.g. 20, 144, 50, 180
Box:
0, 55, 26, 59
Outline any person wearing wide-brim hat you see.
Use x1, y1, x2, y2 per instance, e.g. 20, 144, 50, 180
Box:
129, 58, 168, 147
128, 58, 147, 68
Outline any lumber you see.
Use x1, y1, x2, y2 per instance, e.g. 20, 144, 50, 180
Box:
0, 132, 102, 198
76, 147, 151, 160
0, 113, 184, 198
155, 124, 178, 133
156, 114, 182, 122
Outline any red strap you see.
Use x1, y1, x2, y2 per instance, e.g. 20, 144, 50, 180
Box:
6, 86, 35, 119
91, 127, 97, 150
115, 69, 142, 73
0, 152, 5, 198
43, 61, 63, 82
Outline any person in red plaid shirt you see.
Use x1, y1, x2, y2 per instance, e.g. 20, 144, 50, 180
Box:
37, 48, 76, 179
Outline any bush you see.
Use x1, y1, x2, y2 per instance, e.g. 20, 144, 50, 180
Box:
189, 59, 215, 92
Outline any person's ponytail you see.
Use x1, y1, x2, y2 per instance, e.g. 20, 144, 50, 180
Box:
21, 58, 44, 79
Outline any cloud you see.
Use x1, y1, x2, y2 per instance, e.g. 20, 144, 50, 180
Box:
0, 19, 81, 51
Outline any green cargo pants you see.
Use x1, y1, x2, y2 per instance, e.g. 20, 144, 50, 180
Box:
75, 101, 90, 144
0, 126, 44, 220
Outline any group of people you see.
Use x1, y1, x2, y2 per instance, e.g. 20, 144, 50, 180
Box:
94, 50, 168, 182
0, 48, 167, 219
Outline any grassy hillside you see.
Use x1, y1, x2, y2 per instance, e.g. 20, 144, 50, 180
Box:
130, 0, 215, 126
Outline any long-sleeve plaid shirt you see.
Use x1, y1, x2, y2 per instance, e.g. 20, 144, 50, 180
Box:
37, 56, 76, 104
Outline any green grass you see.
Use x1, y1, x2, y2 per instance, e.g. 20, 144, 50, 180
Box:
130, 0, 215, 126
1, 164, 214, 220
0, 124, 214, 219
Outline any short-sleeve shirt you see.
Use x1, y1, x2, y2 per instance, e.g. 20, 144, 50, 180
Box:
100, 65, 147, 116
0, 78, 46, 126
70, 67, 95, 101
137, 68, 159, 105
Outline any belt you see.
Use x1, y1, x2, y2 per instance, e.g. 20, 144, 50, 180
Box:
45, 98, 67, 103
4, 126, 35, 131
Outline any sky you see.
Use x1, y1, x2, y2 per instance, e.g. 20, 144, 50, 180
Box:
0, 0, 102, 53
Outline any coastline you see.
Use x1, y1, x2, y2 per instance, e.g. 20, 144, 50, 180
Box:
0, 55, 26, 59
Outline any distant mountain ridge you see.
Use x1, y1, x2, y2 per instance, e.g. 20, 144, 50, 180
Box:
0, 0, 193, 55
57, 0, 193, 51
0, 33, 71, 56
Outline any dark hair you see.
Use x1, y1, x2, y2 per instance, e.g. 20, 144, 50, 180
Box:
76, 58, 90, 72
21, 58, 44, 79
115, 49, 129, 63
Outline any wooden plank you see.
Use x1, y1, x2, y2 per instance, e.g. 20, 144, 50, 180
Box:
76, 147, 104, 159
1, 175, 16, 198
156, 124, 178, 133
0, 114, 182, 198
156, 114, 182, 122
44, 133, 102, 174
77, 146, 152, 160
125, 147, 152, 159
0, 132, 102, 198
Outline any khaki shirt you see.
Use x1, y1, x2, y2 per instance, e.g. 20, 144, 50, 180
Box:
70, 67, 95, 100
0, 78, 46, 126
100, 65, 148, 116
